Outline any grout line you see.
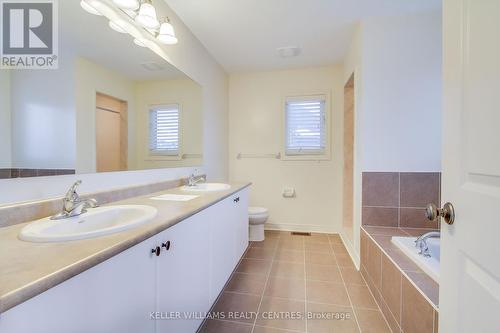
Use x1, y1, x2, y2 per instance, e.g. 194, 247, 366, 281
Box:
359, 267, 396, 333
250, 231, 281, 333
328, 236, 362, 332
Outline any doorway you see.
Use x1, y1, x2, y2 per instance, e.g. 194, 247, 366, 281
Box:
343, 74, 355, 241
95, 93, 128, 172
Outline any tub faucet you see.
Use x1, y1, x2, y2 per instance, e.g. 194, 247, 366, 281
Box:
187, 171, 206, 187
414, 231, 440, 257
51, 180, 98, 220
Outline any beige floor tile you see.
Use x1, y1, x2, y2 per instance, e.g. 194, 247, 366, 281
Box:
306, 264, 343, 283
245, 247, 276, 260
274, 249, 305, 263
332, 243, 349, 255
305, 241, 332, 253
354, 308, 391, 333
340, 267, 366, 286
305, 235, 330, 244
256, 296, 306, 332
329, 234, 343, 244
264, 276, 306, 300
236, 259, 272, 275
251, 238, 279, 249
270, 261, 305, 279
306, 280, 351, 306
252, 325, 294, 333
199, 319, 253, 333
305, 252, 337, 266
335, 253, 356, 268
225, 273, 267, 295
307, 302, 360, 333
346, 284, 378, 310
278, 239, 304, 251
212, 292, 261, 324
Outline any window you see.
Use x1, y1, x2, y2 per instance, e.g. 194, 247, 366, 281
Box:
149, 104, 180, 156
285, 95, 327, 156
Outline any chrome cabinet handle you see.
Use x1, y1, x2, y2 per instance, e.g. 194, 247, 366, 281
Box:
426, 202, 455, 225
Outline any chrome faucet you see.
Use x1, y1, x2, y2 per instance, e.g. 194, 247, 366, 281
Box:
187, 171, 206, 187
51, 180, 98, 220
414, 231, 440, 257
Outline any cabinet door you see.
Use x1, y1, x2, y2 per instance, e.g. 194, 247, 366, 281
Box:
0, 236, 158, 333
155, 212, 211, 333
208, 197, 237, 303
233, 188, 249, 261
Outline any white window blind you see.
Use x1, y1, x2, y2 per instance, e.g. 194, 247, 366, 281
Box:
149, 104, 180, 155
285, 96, 326, 155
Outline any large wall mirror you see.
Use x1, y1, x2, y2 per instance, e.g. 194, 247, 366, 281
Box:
0, 1, 202, 179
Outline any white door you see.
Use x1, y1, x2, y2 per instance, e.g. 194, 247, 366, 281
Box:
441, 1, 500, 332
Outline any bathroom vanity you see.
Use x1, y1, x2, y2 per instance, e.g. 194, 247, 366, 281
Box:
0, 183, 250, 333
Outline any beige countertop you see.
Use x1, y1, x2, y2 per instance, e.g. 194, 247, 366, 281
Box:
0, 182, 251, 313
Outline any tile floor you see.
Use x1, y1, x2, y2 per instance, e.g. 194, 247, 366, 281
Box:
199, 231, 391, 333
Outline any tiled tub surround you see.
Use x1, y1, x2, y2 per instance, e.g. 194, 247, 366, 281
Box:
200, 230, 392, 333
362, 172, 441, 229
361, 226, 439, 333
0, 181, 249, 313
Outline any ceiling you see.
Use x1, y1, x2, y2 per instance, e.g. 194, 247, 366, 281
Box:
61, 1, 186, 80
165, 0, 441, 73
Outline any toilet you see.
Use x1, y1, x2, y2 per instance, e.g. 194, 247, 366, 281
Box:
248, 207, 269, 241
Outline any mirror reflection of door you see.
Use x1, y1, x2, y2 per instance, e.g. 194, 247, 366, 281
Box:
95, 93, 128, 172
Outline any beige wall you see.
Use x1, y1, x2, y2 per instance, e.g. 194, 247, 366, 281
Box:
229, 66, 344, 233
75, 57, 137, 174
0, 70, 11, 168
135, 79, 203, 169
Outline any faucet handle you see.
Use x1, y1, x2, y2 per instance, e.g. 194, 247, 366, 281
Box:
65, 180, 82, 201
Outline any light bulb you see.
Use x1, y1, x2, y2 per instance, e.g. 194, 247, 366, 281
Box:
157, 21, 178, 44
135, 2, 159, 29
80, 0, 102, 16
109, 20, 127, 33
112, 0, 139, 10
133, 38, 147, 47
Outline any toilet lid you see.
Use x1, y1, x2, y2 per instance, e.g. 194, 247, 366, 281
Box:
249, 207, 268, 215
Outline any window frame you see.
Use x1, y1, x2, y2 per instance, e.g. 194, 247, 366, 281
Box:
147, 103, 183, 160
282, 93, 331, 161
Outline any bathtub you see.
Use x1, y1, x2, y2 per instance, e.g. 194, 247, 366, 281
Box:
391, 236, 440, 283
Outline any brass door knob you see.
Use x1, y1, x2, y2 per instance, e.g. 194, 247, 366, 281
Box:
426, 202, 455, 225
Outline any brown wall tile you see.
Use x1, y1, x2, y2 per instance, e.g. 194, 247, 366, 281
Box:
381, 255, 402, 324
362, 172, 399, 207
367, 239, 382, 290
360, 230, 369, 270
362, 207, 399, 227
400, 172, 440, 208
400, 208, 439, 229
402, 277, 434, 333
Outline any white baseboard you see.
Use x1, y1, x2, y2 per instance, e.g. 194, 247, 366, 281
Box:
340, 231, 360, 270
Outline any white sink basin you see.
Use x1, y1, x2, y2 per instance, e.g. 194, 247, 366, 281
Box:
181, 183, 231, 192
19, 205, 158, 243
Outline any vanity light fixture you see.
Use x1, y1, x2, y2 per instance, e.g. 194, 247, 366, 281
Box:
135, 0, 160, 29
112, 0, 140, 10
157, 18, 178, 45
133, 38, 147, 47
109, 20, 127, 33
80, 0, 102, 16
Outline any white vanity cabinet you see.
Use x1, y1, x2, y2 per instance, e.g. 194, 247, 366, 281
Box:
0, 187, 249, 333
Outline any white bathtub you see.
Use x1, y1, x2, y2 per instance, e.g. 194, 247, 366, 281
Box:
391, 236, 440, 283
